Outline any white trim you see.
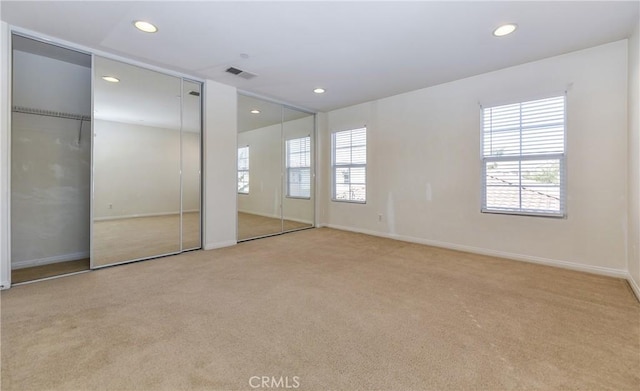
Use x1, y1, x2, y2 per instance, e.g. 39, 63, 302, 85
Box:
12, 270, 89, 286
204, 240, 237, 250
323, 224, 629, 279
627, 273, 640, 302
238, 209, 313, 225
12, 251, 89, 270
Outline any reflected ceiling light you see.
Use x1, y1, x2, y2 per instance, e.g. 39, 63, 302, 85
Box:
493, 23, 517, 37
133, 20, 158, 33
102, 76, 120, 83
250, 109, 260, 114
313, 88, 325, 94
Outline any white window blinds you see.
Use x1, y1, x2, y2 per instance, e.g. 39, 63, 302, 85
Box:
332, 127, 367, 203
482, 95, 566, 217
237, 146, 249, 194
286, 136, 311, 198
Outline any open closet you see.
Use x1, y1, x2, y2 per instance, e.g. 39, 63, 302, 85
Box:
10, 33, 203, 284
10, 35, 92, 282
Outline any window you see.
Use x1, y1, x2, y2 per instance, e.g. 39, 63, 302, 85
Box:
286, 136, 311, 198
482, 95, 566, 217
237, 146, 249, 194
332, 127, 366, 203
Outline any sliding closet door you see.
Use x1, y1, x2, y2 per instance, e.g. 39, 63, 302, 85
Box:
92, 57, 182, 268
181, 80, 202, 250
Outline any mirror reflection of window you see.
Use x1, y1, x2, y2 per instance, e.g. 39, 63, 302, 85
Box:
238, 146, 250, 194
286, 136, 311, 199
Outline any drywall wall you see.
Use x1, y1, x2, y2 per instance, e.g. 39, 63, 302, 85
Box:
628, 23, 640, 296
12, 50, 91, 115
321, 40, 629, 276
93, 120, 200, 219
203, 80, 238, 249
11, 49, 91, 269
1, 21, 10, 287
237, 116, 314, 224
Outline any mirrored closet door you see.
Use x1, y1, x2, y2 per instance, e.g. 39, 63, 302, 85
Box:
237, 94, 315, 241
92, 57, 201, 268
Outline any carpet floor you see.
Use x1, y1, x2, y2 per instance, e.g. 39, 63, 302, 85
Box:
1, 228, 638, 390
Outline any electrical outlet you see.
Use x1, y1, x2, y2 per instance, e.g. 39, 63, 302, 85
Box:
378, 214, 383, 222
108, 203, 113, 209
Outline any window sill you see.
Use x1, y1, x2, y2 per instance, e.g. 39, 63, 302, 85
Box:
481, 209, 565, 219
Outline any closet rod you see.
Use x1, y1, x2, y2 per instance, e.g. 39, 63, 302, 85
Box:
12, 106, 91, 122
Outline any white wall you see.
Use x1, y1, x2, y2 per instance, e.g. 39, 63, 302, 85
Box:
11, 50, 91, 269
1, 21, 11, 288
203, 80, 238, 249
628, 23, 640, 297
321, 40, 629, 277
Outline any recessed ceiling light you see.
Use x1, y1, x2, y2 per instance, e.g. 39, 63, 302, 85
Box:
493, 23, 517, 37
313, 88, 325, 94
102, 76, 120, 83
250, 109, 260, 114
133, 20, 158, 33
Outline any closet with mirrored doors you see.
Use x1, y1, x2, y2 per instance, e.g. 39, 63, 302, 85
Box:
10, 33, 202, 284
237, 94, 315, 241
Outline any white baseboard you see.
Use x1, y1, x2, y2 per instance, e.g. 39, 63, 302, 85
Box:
323, 224, 629, 280
239, 210, 313, 225
94, 210, 199, 222
12, 251, 89, 270
204, 240, 237, 250
627, 273, 640, 301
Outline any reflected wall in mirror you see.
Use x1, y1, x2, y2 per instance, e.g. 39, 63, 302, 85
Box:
93, 57, 201, 267
237, 94, 315, 241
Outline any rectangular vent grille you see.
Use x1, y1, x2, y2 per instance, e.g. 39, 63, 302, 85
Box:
225, 66, 257, 80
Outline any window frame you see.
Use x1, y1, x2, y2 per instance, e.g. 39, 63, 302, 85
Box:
237, 145, 249, 195
481, 94, 567, 218
285, 136, 312, 200
331, 127, 367, 204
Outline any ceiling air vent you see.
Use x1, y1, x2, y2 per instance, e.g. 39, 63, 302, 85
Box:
225, 66, 257, 80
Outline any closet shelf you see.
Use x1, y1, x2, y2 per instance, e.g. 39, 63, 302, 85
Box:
12, 106, 91, 122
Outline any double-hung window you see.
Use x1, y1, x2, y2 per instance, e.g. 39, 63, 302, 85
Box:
332, 127, 367, 203
482, 95, 566, 217
286, 136, 311, 198
237, 146, 249, 194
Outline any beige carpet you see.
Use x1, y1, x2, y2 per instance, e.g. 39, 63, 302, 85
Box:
11, 258, 90, 284
1, 228, 638, 390
238, 212, 312, 241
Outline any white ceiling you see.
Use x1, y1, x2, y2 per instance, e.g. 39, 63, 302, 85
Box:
1, 1, 638, 113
